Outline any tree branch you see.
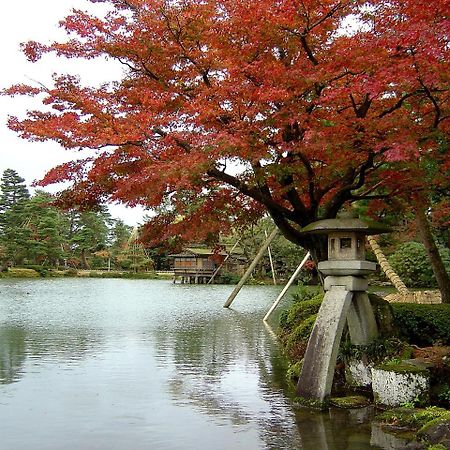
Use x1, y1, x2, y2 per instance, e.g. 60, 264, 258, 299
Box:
207, 167, 297, 221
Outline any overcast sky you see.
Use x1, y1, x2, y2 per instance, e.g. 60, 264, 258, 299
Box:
0, 0, 146, 225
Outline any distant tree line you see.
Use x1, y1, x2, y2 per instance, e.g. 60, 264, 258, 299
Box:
0, 169, 154, 272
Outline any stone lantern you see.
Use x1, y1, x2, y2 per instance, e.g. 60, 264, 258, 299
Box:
296, 211, 391, 408
300, 211, 390, 288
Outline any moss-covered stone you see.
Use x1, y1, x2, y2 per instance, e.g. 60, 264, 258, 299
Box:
329, 395, 371, 408
293, 395, 329, 410
377, 361, 430, 375
376, 407, 450, 431
368, 293, 397, 337
418, 415, 450, 435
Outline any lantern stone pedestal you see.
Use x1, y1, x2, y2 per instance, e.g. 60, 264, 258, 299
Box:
295, 212, 390, 408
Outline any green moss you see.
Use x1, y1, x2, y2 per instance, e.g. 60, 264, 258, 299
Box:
418, 412, 450, 434
376, 406, 449, 431
285, 314, 317, 354
293, 396, 329, 410
280, 295, 323, 331
376, 361, 430, 375
286, 360, 303, 382
329, 395, 371, 408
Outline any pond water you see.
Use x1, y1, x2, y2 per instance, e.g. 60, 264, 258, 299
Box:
0, 278, 393, 449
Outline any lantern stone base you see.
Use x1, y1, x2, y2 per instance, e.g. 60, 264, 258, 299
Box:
297, 287, 353, 407
297, 279, 379, 406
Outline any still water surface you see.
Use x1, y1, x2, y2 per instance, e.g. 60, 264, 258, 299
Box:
0, 278, 386, 449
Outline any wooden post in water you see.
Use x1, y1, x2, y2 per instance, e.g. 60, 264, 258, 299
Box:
263, 252, 311, 322
264, 229, 277, 285
224, 228, 278, 308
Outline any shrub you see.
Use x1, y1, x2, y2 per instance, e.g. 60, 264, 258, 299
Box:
388, 242, 450, 288
291, 285, 321, 303
218, 272, 241, 284
391, 303, 450, 346
280, 294, 323, 332
285, 314, 317, 356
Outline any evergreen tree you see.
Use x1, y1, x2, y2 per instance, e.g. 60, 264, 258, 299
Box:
22, 191, 69, 266
70, 207, 112, 269
0, 169, 30, 213
0, 169, 31, 265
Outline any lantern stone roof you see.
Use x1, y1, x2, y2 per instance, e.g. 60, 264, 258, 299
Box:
299, 212, 391, 236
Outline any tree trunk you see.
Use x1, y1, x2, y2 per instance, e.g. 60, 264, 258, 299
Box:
366, 235, 409, 294
415, 204, 450, 303
81, 248, 90, 270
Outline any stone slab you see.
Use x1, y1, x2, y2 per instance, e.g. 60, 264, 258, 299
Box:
324, 275, 368, 291
319, 260, 376, 276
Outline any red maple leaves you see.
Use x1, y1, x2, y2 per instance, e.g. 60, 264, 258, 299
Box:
2, 0, 449, 248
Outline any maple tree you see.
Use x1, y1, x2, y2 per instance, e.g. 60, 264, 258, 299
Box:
3, 0, 449, 263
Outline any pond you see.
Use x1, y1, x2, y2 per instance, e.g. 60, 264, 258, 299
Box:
0, 278, 394, 449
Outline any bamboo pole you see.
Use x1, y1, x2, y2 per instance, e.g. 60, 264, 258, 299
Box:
264, 229, 277, 285
263, 252, 311, 323
207, 239, 241, 285
224, 228, 278, 308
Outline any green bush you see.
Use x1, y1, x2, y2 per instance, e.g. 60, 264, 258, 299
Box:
388, 242, 450, 288
392, 303, 450, 346
291, 285, 321, 302
285, 314, 317, 354
280, 294, 323, 331
218, 272, 241, 284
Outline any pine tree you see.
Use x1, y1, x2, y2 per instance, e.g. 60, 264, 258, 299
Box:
0, 169, 31, 265
0, 169, 30, 213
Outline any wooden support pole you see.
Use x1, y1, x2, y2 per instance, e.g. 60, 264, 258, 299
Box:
264, 229, 277, 285
224, 228, 278, 308
263, 252, 311, 322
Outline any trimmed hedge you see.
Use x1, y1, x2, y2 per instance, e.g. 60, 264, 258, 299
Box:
391, 303, 450, 346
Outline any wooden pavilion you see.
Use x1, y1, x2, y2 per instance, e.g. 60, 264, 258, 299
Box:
171, 246, 245, 284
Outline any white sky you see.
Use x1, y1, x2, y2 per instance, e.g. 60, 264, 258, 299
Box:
0, 0, 146, 225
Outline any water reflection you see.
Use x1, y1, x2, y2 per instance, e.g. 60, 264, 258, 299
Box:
0, 279, 385, 449
294, 407, 377, 450
152, 307, 304, 448
0, 326, 26, 384
0, 325, 103, 384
